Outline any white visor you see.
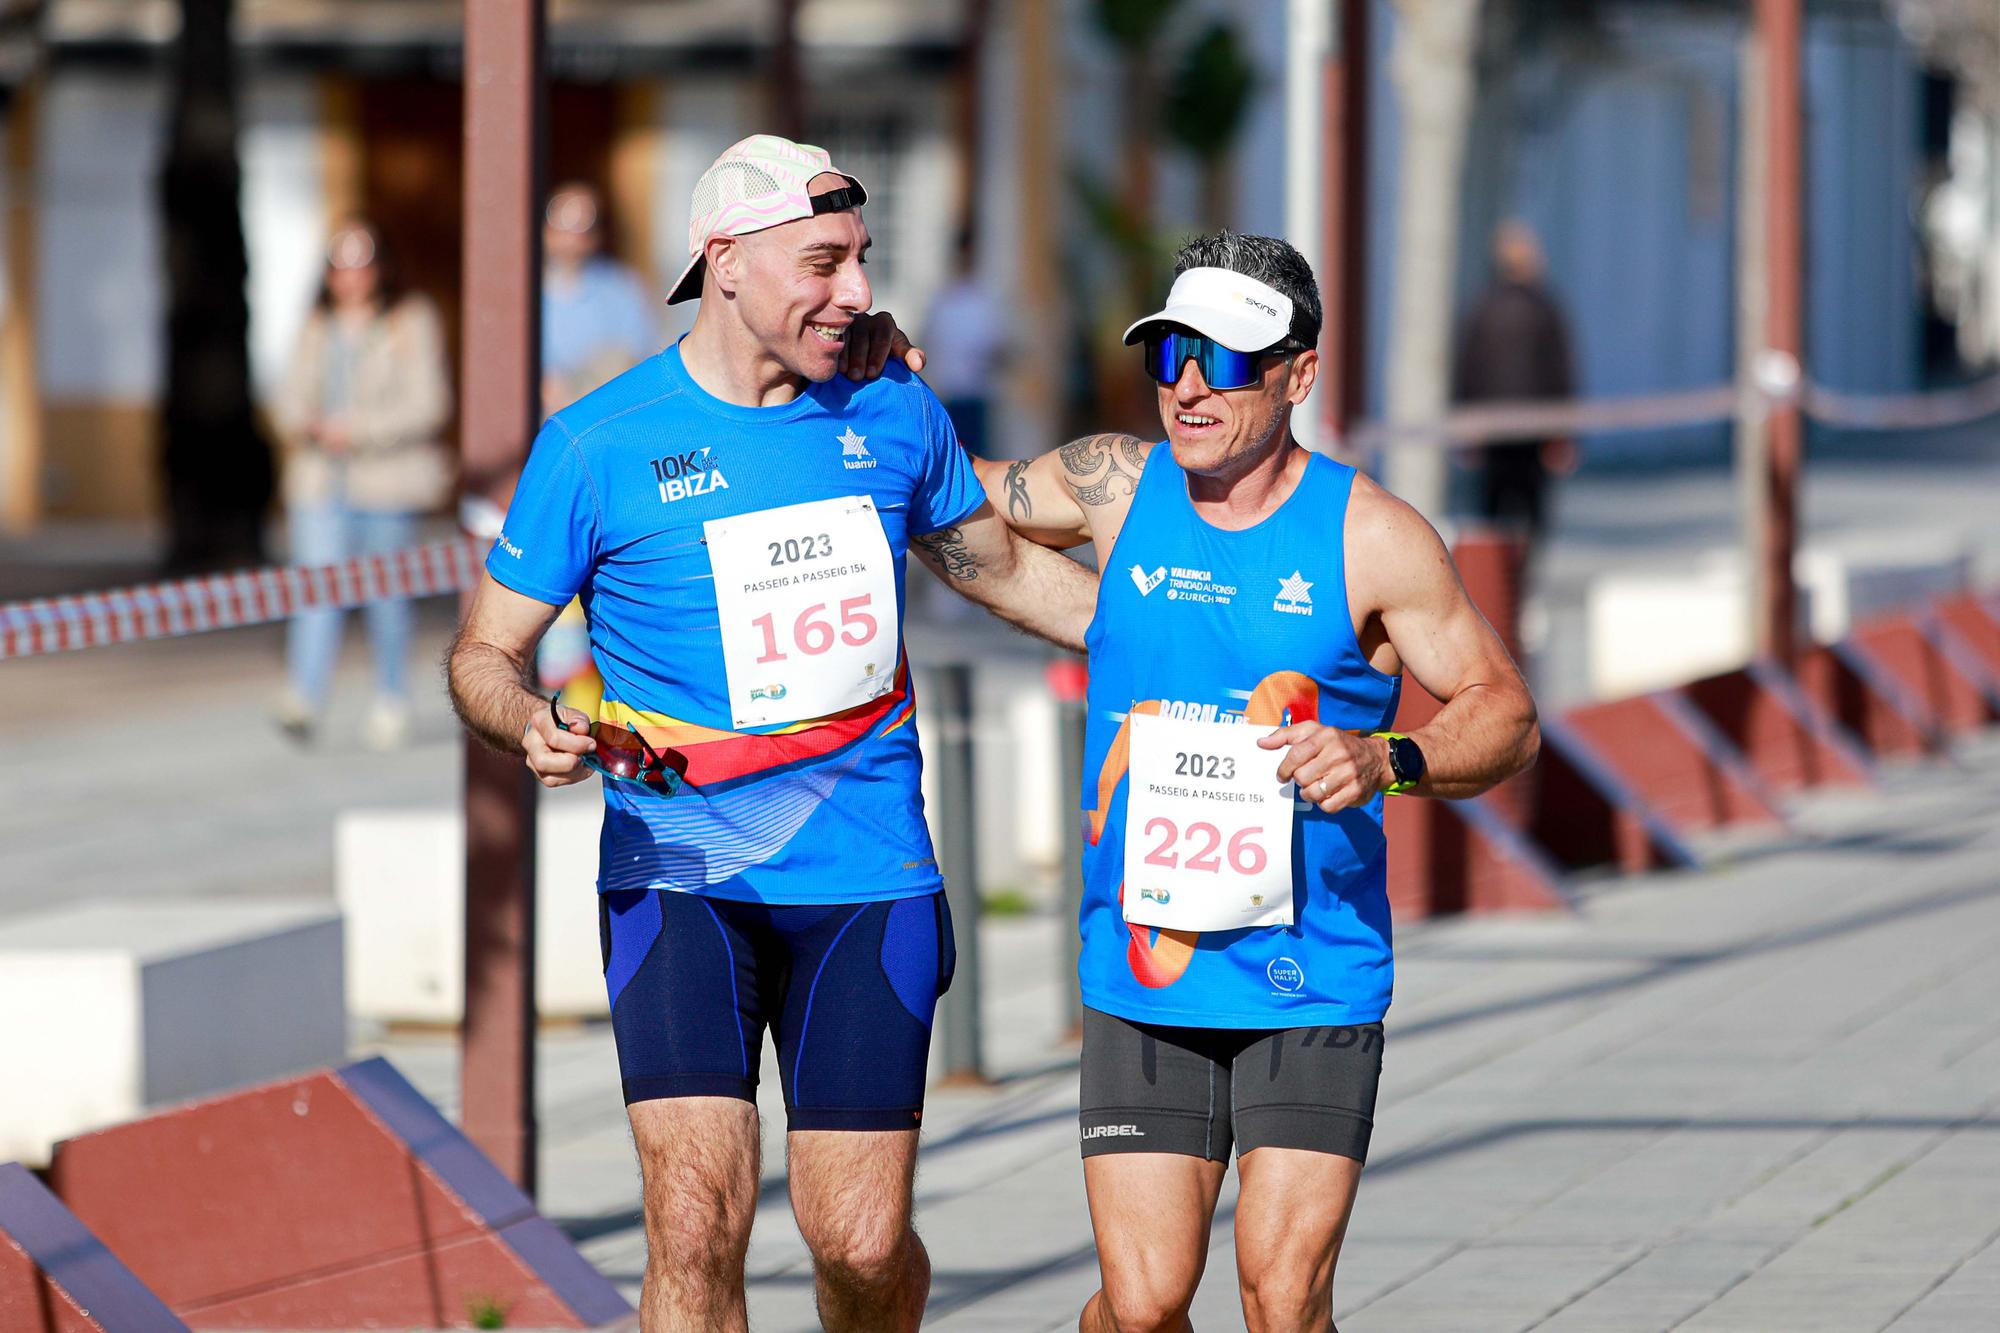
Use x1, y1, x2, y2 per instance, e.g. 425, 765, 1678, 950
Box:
1122, 267, 1296, 352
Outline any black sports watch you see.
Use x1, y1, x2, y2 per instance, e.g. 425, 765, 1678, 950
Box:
1376, 732, 1425, 795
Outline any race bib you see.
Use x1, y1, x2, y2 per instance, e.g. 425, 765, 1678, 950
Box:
706, 496, 899, 727
1123, 711, 1296, 931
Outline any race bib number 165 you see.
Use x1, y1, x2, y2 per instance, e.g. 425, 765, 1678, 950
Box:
705, 496, 899, 727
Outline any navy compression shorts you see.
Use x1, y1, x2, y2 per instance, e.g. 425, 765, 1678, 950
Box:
600, 887, 955, 1131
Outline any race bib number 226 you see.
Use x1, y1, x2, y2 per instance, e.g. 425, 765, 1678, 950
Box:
1123, 711, 1296, 931
705, 496, 899, 727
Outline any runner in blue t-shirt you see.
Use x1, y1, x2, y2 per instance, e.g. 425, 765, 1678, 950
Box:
964, 233, 1540, 1331
447, 135, 1097, 1333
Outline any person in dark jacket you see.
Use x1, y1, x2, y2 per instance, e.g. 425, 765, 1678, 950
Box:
1453, 221, 1578, 556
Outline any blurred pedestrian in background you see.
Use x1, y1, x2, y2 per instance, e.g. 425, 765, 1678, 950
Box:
921, 226, 1010, 460
272, 220, 452, 748
1453, 220, 1578, 562
537, 182, 658, 695
541, 181, 659, 417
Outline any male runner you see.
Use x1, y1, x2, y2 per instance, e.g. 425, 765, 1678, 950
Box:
447, 135, 1096, 1333
975, 232, 1539, 1331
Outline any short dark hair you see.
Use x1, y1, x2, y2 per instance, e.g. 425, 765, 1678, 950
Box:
1171, 231, 1322, 351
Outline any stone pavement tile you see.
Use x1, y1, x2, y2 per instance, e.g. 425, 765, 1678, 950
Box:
1885, 1225, 2000, 1331
1331, 1239, 1468, 1320
1498, 1128, 1830, 1248
1535, 1238, 1775, 1331
1340, 1242, 1643, 1332
1677, 1111, 2000, 1332
1341, 1123, 1668, 1271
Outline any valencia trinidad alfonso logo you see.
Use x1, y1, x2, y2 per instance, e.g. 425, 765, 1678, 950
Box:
839, 426, 876, 469
1130, 564, 1167, 596
1273, 571, 1314, 616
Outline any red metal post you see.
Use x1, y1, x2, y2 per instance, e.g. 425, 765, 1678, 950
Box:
460, 0, 545, 1195
1757, 0, 1804, 665
1320, 0, 1370, 445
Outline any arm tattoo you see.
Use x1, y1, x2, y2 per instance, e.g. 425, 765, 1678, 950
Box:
1058, 432, 1146, 507
912, 527, 978, 582
1003, 460, 1033, 522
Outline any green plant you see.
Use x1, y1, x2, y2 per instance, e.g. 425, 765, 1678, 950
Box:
1089, 0, 1190, 53
465, 1293, 510, 1329
1163, 21, 1256, 163
982, 886, 1036, 918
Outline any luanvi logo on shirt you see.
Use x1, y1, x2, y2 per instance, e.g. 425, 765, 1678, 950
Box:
838, 426, 876, 469
1273, 571, 1314, 616
1130, 564, 1167, 596
650, 447, 729, 503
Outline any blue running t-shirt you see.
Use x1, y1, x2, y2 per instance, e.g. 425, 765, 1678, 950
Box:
488, 339, 983, 904
1078, 448, 1402, 1028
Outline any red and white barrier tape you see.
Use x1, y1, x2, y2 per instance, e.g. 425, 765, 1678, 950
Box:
6, 372, 1995, 661
0, 537, 486, 660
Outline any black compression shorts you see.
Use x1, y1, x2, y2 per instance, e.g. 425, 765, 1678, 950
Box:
1078, 1005, 1384, 1163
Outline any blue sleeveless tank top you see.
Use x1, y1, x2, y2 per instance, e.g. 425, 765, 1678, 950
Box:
1079, 447, 1402, 1028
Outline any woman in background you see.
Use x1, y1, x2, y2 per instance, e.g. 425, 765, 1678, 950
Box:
272, 220, 452, 748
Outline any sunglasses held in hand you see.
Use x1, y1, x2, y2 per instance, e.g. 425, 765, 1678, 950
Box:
551, 696, 688, 798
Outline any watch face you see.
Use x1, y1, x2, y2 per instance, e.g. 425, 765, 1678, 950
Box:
1391, 736, 1425, 784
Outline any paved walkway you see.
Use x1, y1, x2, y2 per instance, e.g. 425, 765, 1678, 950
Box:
5, 444, 1997, 1328
367, 733, 2000, 1332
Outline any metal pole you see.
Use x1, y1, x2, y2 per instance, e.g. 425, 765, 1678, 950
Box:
933, 663, 984, 1084
1756, 0, 1804, 666
1057, 691, 1087, 1038
460, 0, 544, 1195
1321, 0, 1370, 449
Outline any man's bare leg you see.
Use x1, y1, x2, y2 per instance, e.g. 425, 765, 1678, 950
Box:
628, 1097, 761, 1333
1079, 1152, 1229, 1333
1232, 1146, 1363, 1333
788, 1128, 928, 1332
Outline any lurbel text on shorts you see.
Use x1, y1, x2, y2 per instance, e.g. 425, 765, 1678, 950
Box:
1082, 1124, 1146, 1139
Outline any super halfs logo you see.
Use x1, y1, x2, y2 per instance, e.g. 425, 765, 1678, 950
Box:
650, 447, 729, 503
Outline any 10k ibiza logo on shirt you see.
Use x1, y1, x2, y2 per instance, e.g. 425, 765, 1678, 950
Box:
650, 447, 729, 503
838, 426, 876, 469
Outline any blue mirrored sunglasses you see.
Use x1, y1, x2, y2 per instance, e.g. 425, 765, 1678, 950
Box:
1143, 331, 1291, 391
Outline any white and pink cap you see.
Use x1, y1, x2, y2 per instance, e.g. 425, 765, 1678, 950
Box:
667, 134, 868, 305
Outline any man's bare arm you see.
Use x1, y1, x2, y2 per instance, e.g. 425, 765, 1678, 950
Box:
1261, 479, 1537, 808
911, 501, 1098, 652
969, 454, 1090, 549
1353, 481, 1538, 797
446, 574, 598, 784
969, 432, 1154, 553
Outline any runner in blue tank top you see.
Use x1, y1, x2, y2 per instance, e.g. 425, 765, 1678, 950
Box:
447, 137, 1098, 1333
974, 233, 1540, 1331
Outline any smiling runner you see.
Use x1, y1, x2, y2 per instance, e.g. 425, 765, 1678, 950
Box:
970, 232, 1540, 1332
447, 135, 1097, 1333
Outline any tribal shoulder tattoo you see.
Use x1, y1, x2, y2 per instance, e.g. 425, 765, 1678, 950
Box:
1057, 433, 1149, 507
